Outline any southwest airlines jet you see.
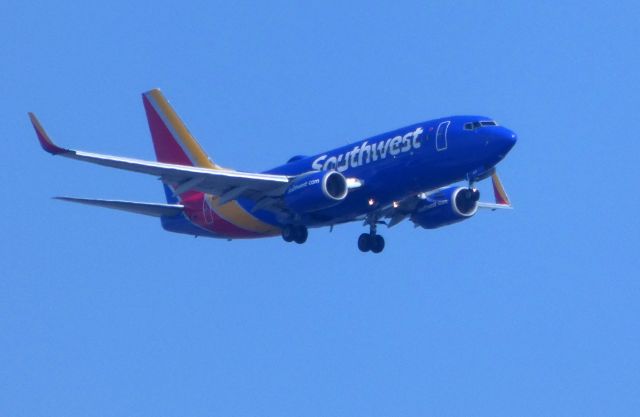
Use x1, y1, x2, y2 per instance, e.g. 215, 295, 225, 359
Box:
30, 89, 516, 253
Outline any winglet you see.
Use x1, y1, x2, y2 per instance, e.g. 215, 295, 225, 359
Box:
491, 173, 511, 206
28, 113, 67, 155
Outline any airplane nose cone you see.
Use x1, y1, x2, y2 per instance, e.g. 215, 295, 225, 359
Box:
482, 127, 517, 166
496, 127, 517, 156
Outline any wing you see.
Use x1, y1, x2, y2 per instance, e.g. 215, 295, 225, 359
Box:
55, 197, 184, 217
381, 172, 513, 226
29, 113, 291, 202
477, 173, 512, 210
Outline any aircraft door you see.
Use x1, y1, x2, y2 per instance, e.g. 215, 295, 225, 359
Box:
436, 121, 450, 151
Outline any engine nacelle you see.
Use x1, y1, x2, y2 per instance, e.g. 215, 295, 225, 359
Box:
411, 186, 479, 229
284, 171, 348, 213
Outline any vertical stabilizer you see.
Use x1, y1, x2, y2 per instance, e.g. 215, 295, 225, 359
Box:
142, 89, 220, 169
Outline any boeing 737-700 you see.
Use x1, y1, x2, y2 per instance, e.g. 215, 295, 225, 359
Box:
30, 89, 516, 253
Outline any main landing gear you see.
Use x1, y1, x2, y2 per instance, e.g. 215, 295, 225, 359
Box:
281, 224, 308, 244
358, 220, 385, 254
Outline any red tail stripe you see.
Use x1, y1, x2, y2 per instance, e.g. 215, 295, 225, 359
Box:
143, 95, 193, 166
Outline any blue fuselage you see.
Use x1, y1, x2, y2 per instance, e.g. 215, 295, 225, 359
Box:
255, 115, 517, 227
161, 115, 517, 236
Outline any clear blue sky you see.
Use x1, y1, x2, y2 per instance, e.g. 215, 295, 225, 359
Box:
2, 1, 639, 416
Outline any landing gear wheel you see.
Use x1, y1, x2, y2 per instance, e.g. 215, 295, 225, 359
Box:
461, 188, 478, 201
282, 226, 294, 242
293, 225, 308, 244
283, 225, 308, 244
358, 233, 371, 252
458, 188, 480, 213
370, 235, 385, 253
359, 214, 386, 253
471, 188, 480, 201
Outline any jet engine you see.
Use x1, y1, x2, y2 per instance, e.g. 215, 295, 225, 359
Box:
410, 186, 480, 229
284, 171, 348, 213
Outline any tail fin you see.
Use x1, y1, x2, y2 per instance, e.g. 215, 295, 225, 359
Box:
142, 89, 220, 169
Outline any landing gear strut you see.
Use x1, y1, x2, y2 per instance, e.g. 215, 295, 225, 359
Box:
465, 176, 481, 201
358, 220, 385, 253
282, 225, 308, 244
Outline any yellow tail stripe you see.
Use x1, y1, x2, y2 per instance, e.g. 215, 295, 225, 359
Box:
147, 89, 220, 169
148, 89, 280, 234
208, 196, 281, 234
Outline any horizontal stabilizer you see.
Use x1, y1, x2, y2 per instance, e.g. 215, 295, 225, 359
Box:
55, 197, 184, 217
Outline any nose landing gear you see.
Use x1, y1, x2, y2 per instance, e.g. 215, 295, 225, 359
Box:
358, 232, 385, 253
358, 219, 385, 253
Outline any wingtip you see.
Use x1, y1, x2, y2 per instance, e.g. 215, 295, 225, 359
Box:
491, 173, 511, 206
28, 113, 66, 155
54, 196, 89, 205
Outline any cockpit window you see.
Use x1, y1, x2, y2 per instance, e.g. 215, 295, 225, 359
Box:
464, 120, 498, 130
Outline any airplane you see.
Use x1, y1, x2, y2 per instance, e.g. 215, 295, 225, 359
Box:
29, 89, 517, 253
